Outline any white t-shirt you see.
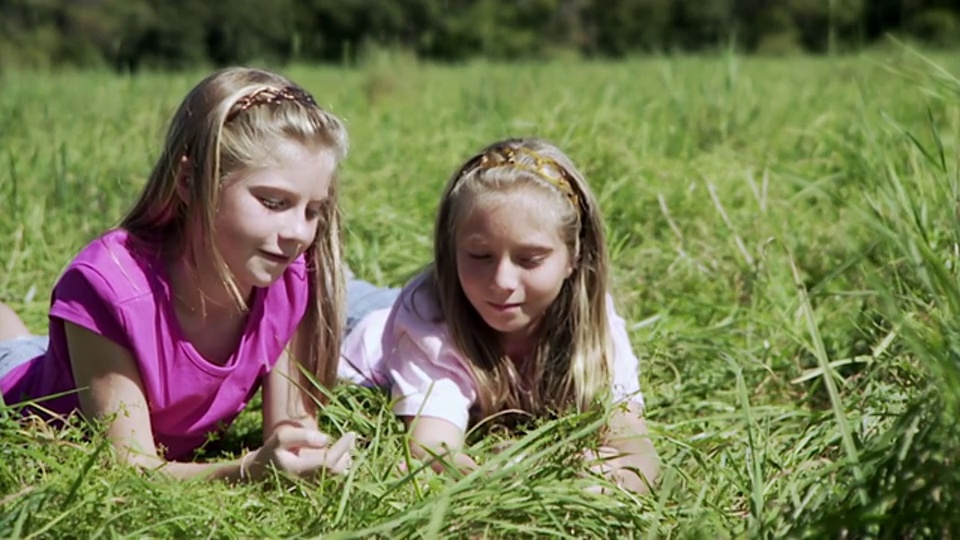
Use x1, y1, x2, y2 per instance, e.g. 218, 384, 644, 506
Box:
339, 274, 645, 431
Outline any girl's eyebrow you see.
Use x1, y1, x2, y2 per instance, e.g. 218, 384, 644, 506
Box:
516, 245, 554, 253
459, 237, 556, 253
250, 183, 328, 204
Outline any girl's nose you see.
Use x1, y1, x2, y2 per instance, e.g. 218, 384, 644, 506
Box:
282, 213, 315, 249
491, 257, 519, 291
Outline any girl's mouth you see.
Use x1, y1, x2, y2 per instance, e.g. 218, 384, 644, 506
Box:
260, 250, 291, 264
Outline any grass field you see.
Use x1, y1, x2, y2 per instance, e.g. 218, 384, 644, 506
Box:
2, 46, 960, 538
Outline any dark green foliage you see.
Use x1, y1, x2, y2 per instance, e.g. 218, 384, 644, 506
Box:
2, 0, 960, 70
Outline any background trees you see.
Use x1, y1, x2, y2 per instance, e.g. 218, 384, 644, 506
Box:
1, 0, 957, 70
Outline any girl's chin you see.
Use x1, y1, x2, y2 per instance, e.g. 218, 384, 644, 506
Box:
482, 315, 534, 337
236, 268, 284, 291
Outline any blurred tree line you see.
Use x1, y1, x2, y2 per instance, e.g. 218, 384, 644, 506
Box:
1, 0, 958, 70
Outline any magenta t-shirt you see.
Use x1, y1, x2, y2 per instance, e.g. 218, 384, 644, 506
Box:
1, 229, 308, 460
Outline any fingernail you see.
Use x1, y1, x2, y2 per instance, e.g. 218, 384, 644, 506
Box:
307, 431, 329, 446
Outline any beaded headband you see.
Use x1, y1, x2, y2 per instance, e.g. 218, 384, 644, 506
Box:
466, 146, 583, 214
226, 85, 318, 123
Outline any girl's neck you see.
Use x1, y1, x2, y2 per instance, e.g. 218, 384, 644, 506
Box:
501, 334, 540, 394
502, 338, 533, 362
167, 254, 249, 318
500, 322, 542, 364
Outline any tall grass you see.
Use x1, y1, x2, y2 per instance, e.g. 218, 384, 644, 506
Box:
1, 47, 959, 537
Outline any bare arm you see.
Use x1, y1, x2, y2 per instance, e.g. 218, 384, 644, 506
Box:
66, 322, 250, 480
262, 334, 320, 436
66, 322, 351, 481
260, 327, 355, 476
402, 415, 480, 473
590, 402, 660, 494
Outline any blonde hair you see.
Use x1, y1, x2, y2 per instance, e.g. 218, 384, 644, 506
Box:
428, 137, 614, 422
120, 67, 348, 413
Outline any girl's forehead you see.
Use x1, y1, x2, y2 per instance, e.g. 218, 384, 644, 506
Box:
455, 189, 567, 246
253, 138, 327, 166
462, 184, 560, 213
481, 182, 566, 207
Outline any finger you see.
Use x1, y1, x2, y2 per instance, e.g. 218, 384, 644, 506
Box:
588, 464, 611, 477
322, 432, 357, 466
318, 449, 352, 476
597, 446, 620, 458
284, 447, 327, 477
282, 432, 357, 476
330, 452, 352, 475
276, 427, 331, 450
281, 434, 356, 477
584, 483, 605, 495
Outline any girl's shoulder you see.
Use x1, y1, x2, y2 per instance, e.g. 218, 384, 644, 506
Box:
57, 229, 164, 303
603, 293, 622, 320
393, 272, 445, 333
71, 229, 149, 264
382, 273, 473, 385
381, 271, 465, 365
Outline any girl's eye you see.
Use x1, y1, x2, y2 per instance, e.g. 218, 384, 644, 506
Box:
259, 197, 285, 210
519, 256, 544, 268
305, 207, 322, 220
467, 253, 491, 260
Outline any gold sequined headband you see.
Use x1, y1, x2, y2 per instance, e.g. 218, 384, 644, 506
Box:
226, 85, 318, 123
467, 146, 583, 213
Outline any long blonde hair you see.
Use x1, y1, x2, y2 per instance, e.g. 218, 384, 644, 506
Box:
428, 137, 614, 421
121, 67, 348, 413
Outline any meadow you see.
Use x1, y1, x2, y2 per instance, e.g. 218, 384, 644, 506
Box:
1, 45, 960, 538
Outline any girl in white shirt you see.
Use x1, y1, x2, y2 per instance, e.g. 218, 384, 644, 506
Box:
341, 137, 659, 493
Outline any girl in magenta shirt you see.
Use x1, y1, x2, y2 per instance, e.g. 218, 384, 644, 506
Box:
342, 138, 660, 493
0, 67, 386, 482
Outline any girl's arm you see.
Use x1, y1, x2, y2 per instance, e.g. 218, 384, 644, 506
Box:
402, 415, 480, 473
591, 401, 660, 494
261, 325, 356, 474
598, 298, 660, 493
262, 328, 321, 435
65, 322, 349, 481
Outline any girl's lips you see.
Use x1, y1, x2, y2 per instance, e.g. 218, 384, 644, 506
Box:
260, 250, 292, 264
488, 302, 522, 312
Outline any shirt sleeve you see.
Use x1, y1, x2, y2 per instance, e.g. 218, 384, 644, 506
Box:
386, 318, 476, 432
49, 264, 130, 350
608, 296, 645, 409
339, 307, 392, 388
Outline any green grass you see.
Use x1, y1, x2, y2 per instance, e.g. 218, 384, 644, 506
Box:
3, 45, 960, 537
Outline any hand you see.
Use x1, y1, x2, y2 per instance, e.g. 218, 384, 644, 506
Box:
295, 441, 354, 476
582, 446, 621, 494
241, 427, 356, 481
487, 439, 528, 466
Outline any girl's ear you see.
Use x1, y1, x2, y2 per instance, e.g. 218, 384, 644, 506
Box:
565, 256, 575, 279
175, 155, 191, 202
566, 245, 579, 278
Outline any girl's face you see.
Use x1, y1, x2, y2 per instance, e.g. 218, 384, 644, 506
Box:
455, 187, 574, 350
213, 140, 335, 296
